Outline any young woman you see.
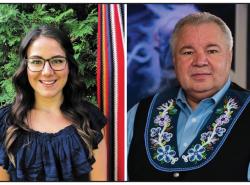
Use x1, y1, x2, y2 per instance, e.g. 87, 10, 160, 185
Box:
0, 25, 107, 181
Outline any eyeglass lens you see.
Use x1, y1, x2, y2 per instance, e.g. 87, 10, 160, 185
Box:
27, 57, 67, 72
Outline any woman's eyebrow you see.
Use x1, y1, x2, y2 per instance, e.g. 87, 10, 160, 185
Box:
27, 55, 66, 59
50, 55, 66, 58
27, 55, 43, 59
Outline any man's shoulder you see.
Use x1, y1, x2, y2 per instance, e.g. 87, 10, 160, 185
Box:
135, 86, 180, 109
155, 85, 180, 100
231, 82, 250, 95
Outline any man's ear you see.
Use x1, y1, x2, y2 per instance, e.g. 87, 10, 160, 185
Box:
228, 49, 233, 65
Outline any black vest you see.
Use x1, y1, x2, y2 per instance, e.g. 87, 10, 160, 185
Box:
128, 83, 250, 181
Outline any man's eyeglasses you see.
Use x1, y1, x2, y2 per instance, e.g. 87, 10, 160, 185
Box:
25, 56, 67, 72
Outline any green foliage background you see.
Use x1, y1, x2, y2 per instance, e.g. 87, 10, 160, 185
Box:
0, 4, 98, 107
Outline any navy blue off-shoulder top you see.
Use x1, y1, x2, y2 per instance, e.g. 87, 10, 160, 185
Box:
0, 104, 106, 181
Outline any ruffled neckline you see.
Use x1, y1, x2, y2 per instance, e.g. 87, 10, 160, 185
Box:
6, 123, 92, 181
26, 124, 75, 138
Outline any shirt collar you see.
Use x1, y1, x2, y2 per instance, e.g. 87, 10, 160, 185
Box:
176, 78, 231, 107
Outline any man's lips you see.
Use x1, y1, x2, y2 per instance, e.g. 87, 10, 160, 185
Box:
191, 73, 212, 80
191, 73, 211, 76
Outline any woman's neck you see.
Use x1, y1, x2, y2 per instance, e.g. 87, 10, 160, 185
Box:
28, 93, 72, 133
34, 93, 64, 113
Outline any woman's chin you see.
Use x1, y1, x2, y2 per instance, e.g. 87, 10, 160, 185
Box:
35, 91, 63, 99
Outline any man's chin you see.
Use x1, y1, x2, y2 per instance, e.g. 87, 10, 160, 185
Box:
189, 88, 217, 99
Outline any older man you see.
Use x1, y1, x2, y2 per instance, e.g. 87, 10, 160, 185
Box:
127, 12, 250, 181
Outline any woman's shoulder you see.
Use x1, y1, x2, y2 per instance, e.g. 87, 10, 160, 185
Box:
0, 104, 11, 123
0, 105, 11, 135
84, 101, 107, 128
0, 105, 12, 134
83, 101, 107, 149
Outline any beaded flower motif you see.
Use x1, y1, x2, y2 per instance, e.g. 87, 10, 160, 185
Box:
150, 98, 238, 164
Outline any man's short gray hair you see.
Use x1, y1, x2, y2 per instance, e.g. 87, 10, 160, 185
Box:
170, 12, 233, 52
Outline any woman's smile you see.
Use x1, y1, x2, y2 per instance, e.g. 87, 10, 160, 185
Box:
39, 79, 57, 86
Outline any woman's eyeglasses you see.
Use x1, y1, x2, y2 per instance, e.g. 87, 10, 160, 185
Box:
25, 56, 67, 72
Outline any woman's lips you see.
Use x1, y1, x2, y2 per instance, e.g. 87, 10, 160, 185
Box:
39, 80, 57, 86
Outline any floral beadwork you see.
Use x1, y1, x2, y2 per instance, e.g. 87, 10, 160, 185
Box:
181, 98, 238, 163
154, 114, 170, 127
149, 97, 239, 165
156, 145, 177, 164
182, 144, 206, 162
150, 99, 178, 164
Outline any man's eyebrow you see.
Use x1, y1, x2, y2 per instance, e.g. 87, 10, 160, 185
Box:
178, 44, 221, 51
206, 44, 220, 48
179, 45, 194, 52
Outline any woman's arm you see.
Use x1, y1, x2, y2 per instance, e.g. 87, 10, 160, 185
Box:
0, 166, 9, 181
90, 128, 108, 181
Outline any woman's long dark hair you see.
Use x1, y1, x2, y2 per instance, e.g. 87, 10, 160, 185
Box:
5, 25, 97, 166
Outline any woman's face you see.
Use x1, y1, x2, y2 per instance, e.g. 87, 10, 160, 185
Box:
26, 36, 69, 100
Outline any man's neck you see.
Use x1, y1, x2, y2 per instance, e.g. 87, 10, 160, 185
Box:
186, 95, 201, 110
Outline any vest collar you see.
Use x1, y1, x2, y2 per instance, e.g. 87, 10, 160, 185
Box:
144, 84, 250, 172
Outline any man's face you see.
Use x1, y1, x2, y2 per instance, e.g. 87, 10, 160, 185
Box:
173, 22, 232, 102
